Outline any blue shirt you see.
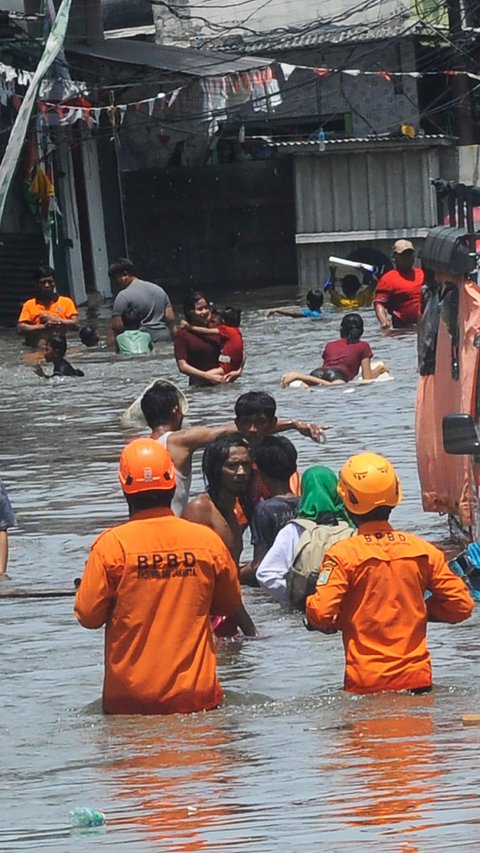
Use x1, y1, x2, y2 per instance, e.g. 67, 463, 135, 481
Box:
0, 481, 15, 530
302, 309, 323, 318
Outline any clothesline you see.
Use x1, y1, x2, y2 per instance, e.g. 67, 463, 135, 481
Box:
1, 55, 479, 129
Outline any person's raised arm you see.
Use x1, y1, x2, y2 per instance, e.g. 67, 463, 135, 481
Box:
274, 402, 330, 442
181, 320, 220, 337
172, 422, 239, 456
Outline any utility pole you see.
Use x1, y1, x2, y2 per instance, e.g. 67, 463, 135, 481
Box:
446, 0, 475, 144
63, 0, 103, 44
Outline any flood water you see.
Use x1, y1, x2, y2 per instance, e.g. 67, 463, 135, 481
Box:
1, 290, 479, 852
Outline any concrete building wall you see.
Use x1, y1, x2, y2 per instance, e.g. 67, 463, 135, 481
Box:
153, 0, 410, 46
228, 39, 420, 137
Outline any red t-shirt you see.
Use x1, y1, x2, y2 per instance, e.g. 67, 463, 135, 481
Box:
322, 338, 373, 381
374, 267, 424, 327
217, 325, 244, 372
174, 329, 220, 382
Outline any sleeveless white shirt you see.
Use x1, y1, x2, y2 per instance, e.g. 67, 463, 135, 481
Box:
156, 431, 192, 516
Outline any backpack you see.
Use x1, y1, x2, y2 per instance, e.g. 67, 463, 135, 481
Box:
287, 518, 353, 610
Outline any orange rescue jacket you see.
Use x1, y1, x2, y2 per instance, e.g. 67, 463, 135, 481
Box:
74, 508, 241, 715
305, 521, 473, 694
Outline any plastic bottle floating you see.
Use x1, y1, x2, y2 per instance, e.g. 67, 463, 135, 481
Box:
70, 807, 106, 828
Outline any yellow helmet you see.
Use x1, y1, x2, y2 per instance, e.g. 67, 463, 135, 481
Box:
337, 452, 402, 515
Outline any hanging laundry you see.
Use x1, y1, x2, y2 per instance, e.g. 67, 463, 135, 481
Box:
263, 67, 282, 110
249, 70, 267, 113
200, 77, 227, 134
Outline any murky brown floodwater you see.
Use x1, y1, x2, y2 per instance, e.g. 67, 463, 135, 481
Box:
0, 290, 479, 852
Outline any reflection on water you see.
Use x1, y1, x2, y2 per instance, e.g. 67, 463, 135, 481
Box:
0, 294, 479, 850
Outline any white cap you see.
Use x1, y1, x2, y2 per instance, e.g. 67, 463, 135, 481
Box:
121, 378, 188, 428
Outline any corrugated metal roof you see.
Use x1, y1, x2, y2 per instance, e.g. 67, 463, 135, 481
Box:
266, 135, 453, 151
220, 18, 440, 53
67, 38, 271, 78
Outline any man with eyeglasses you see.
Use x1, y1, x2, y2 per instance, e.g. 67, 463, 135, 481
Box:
17, 266, 79, 347
373, 240, 425, 330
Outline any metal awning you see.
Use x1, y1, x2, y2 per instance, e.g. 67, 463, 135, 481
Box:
67, 38, 271, 78
266, 135, 454, 154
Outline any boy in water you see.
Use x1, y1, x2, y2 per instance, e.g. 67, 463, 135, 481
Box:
305, 452, 473, 694
79, 326, 100, 348
327, 273, 374, 310
116, 307, 153, 355
240, 435, 300, 584
34, 334, 84, 378
181, 305, 244, 382
267, 288, 324, 319
135, 383, 325, 517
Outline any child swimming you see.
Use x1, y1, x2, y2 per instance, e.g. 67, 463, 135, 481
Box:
34, 334, 85, 378
267, 288, 324, 318
281, 313, 388, 387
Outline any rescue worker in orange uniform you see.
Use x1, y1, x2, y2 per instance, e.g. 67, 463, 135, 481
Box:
74, 438, 241, 715
305, 452, 473, 694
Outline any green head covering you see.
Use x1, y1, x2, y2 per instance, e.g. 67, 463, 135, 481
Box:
298, 465, 352, 525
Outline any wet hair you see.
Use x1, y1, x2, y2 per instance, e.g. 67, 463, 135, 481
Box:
34, 265, 55, 282
126, 488, 175, 514
220, 305, 241, 327
202, 434, 252, 512
121, 307, 142, 330
350, 506, 392, 523
255, 435, 297, 481
306, 289, 324, 311
48, 334, 67, 357
141, 383, 181, 428
108, 258, 135, 279
342, 275, 361, 298
234, 391, 276, 421
340, 313, 364, 343
79, 325, 98, 347
183, 290, 209, 320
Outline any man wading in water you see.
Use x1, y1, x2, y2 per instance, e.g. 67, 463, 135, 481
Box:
75, 439, 242, 715
183, 435, 258, 638
305, 452, 474, 694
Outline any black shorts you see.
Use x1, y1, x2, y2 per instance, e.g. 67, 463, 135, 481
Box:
310, 367, 349, 383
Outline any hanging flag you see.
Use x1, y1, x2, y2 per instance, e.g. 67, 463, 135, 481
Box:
168, 88, 181, 107
22, 133, 59, 242
280, 63, 296, 81
0, 0, 72, 225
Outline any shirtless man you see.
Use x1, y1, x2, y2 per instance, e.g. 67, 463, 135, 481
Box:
183, 434, 257, 637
